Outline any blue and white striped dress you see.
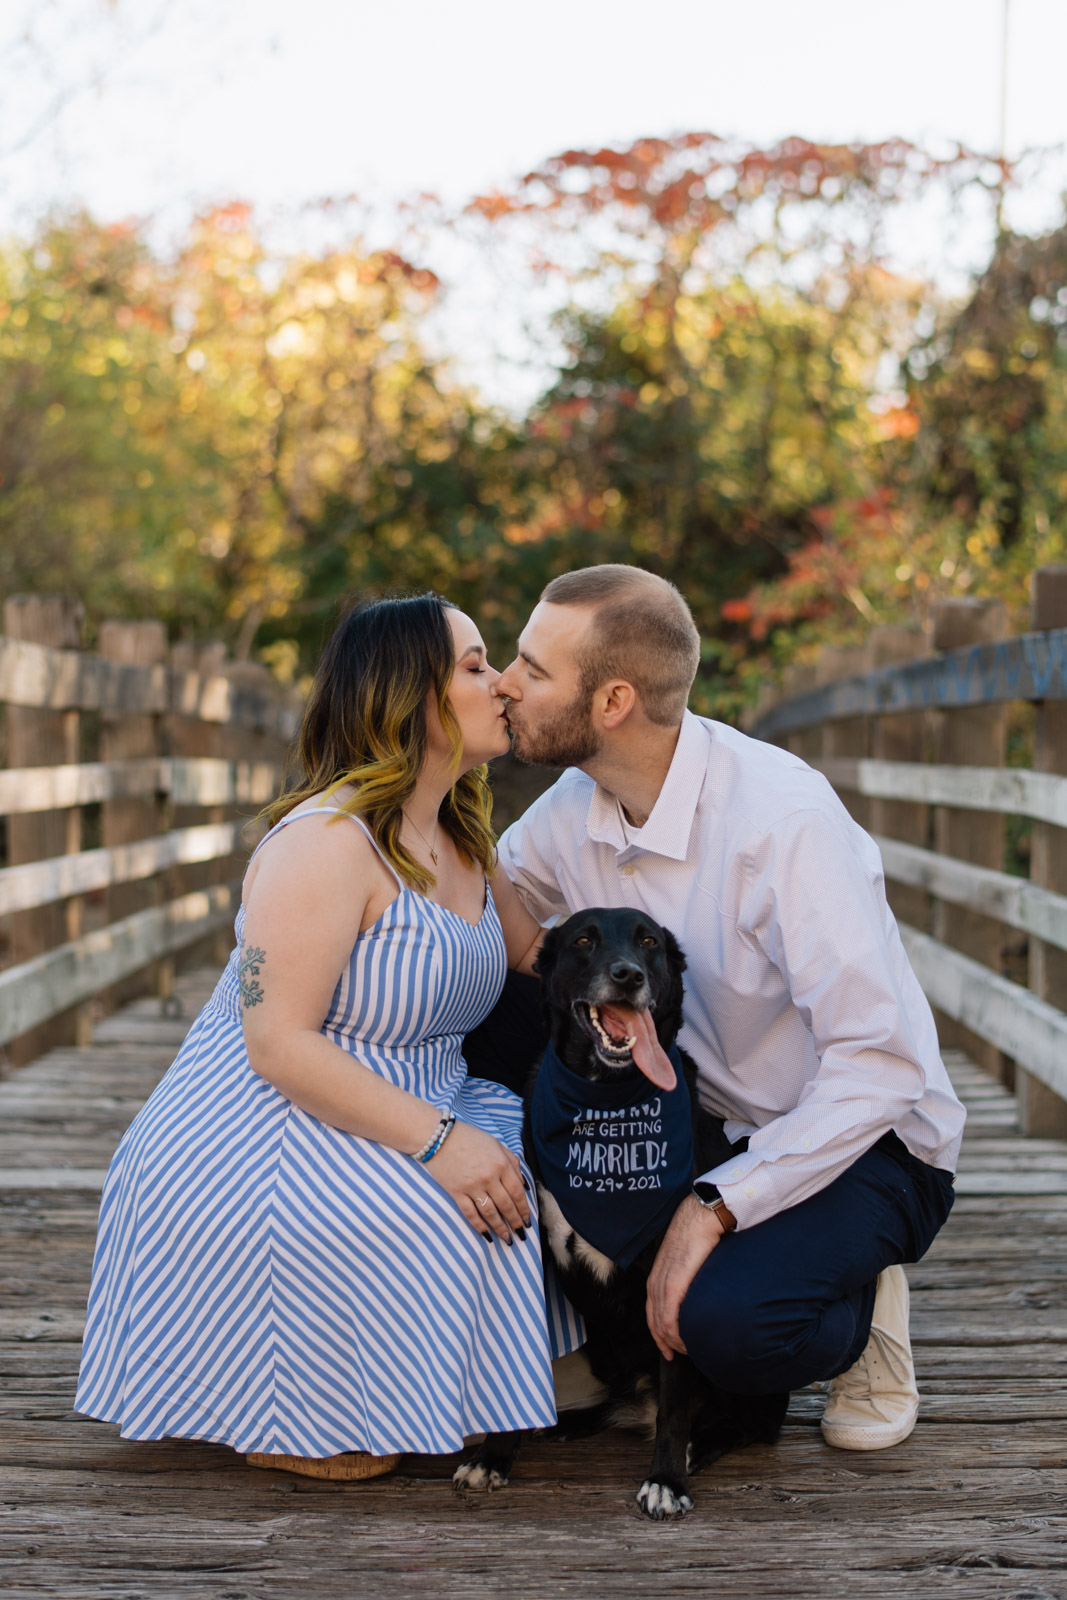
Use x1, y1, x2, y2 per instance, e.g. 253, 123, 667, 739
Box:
76, 807, 577, 1458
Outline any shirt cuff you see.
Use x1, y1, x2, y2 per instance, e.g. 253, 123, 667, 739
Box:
697, 1152, 768, 1231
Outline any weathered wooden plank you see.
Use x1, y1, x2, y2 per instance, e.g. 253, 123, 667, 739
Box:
0, 635, 300, 737
900, 923, 1067, 1100
877, 835, 1067, 951
0, 1142, 127, 1168
0, 823, 243, 915
953, 1172, 1067, 1194
0, 1310, 85, 1340
951, 1137, 1067, 1155
5, 1302, 1067, 1347
0, 1138, 130, 1166
0, 1172, 109, 1192
0, 886, 237, 1046
815, 755, 1067, 828
748, 624, 1067, 739
0, 1095, 147, 1119
0, 758, 164, 816
88, 1015, 206, 1046
0, 756, 280, 817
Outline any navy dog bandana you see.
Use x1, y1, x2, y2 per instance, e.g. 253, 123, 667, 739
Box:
531, 1042, 695, 1269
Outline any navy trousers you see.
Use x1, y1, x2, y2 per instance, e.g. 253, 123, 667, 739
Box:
465, 973, 956, 1395
678, 1128, 954, 1394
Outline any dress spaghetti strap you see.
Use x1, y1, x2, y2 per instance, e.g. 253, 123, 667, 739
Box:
338, 813, 405, 891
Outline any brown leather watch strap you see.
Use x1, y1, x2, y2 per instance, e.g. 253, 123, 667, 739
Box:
692, 1182, 737, 1233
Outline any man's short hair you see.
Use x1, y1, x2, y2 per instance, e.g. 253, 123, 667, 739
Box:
541, 565, 700, 725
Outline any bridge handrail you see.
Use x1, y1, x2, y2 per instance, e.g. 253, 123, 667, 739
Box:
0, 757, 280, 816
0, 885, 239, 1048
749, 626, 1067, 741
875, 837, 1067, 953
0, 599, 299, 1067
0, 635, 301, 739
809, 758, 1067, 827
0, 821, 247, 917
898, 925, 1067, 1105
746, 574, 1067, 1140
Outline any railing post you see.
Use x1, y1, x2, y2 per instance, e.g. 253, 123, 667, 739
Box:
867, 626, 931, 934
1021, 566, 1067, 1135
816, 645, 870, 829
221, 658, 274, 906
167, 642, 231, 974
3, 595, 87, 1065
99, 620, 169, 1007
930, 598, 1010, 1082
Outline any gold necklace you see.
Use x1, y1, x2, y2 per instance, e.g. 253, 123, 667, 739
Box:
406, 812, 440, 866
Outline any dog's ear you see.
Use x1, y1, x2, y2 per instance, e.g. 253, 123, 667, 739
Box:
656, 925, 687, 1047
533, 923, 561, 982
663, 926, 687, 976
533, 922, 562, 1022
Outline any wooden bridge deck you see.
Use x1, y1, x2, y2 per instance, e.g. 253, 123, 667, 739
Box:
1, 972, 1066, 1600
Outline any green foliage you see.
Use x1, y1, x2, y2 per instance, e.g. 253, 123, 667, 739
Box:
1, 167, 1065, 725
498, 273, 895, 714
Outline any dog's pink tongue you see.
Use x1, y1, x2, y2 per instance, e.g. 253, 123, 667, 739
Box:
598, 1005, 676, 1091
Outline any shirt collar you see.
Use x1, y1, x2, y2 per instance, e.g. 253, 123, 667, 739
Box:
584, 710, 711, 861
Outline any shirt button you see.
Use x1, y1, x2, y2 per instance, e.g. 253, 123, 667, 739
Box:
728, 1168, 743, 1181
621, 863, 636, 877
744, 1184, 757, 1199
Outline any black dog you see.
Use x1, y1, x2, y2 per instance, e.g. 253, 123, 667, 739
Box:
454, 907, 788, 1518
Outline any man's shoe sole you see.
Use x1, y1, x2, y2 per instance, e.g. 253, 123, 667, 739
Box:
820, 1400, 918, 1451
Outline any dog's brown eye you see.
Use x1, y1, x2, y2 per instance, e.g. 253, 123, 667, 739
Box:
640, 937, 658, 947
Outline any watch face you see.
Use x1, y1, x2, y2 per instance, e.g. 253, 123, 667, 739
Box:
693, 1181, 722, 1206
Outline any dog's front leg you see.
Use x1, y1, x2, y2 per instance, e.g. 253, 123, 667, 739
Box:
452, 1429, 522, 1493
636, 1356, 706, 1520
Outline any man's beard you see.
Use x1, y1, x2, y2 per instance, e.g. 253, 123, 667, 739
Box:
507, 691, 601, 769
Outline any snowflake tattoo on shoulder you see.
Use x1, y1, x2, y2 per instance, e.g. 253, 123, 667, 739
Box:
239, 944, 267, 1008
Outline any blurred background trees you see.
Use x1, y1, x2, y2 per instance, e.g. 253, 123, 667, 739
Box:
1, 131, 1064, 714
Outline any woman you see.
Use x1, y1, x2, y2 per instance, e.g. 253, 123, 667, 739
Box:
75, 594, 570, 1479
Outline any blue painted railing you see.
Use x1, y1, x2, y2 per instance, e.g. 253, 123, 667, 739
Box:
749, 628, 1067, 742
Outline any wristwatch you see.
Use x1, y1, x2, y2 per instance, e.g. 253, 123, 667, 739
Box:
691, 1180, 737, 1233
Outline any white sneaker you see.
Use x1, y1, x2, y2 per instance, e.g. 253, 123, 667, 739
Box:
820, 1264, 919, 1450
552, 1349, 609, 1413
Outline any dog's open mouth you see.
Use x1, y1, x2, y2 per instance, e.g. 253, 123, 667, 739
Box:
574, 1002, 677, 1090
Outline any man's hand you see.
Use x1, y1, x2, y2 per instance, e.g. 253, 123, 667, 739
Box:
646, 1194, 726, 1361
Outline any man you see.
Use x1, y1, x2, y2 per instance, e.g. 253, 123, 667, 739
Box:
490, 564, 964, 1450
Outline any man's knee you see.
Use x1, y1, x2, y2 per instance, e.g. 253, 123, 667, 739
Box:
678, 1258, 862, 1396
678, 1270, 784, 1386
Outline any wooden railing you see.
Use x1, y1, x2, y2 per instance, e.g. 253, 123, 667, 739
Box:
0, 597, 301, 1070
747, 566, 1067, 1140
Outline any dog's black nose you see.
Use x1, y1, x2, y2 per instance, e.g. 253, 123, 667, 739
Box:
609, 960, 643, 986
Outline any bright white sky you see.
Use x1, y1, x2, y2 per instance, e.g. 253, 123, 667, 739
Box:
1, 0, 1064, 402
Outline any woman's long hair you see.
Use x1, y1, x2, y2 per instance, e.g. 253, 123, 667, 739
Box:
267, 594, 495, 891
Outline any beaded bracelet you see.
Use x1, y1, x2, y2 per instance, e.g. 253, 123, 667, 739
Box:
413, 1113, 456, 1164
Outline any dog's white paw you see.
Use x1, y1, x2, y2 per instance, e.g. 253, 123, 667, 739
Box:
636, 1479, 693, 1520
452, 1461, 508, 1492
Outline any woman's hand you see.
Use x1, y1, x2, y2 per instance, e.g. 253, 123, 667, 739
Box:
426, 1120, 532, 1244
